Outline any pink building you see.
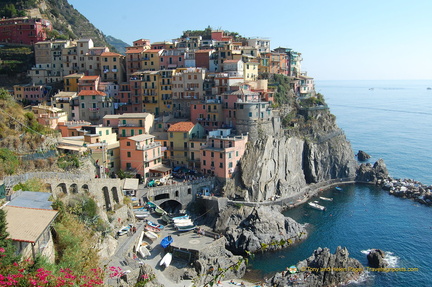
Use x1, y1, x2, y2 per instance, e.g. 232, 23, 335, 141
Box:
190, 100, 224, 131
119, 134, 164, 182
0, 17, 52, 45
200, 129, 248, 179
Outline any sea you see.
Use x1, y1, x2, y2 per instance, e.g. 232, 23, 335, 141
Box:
248, 80, 432, 286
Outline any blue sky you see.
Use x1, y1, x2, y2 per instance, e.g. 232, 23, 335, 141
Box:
68, 0, 432, 81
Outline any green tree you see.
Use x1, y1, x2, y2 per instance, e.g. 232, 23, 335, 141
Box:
0, 209, 20, 266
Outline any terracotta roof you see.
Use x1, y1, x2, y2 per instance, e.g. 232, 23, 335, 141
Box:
126, 47, 144, 54
81, 75, 99, 80
144, 49, 163, 53
4, 206, 58, 243
78, 90, 106, 96
167, 122, 195, 132
101, 52, 122, 57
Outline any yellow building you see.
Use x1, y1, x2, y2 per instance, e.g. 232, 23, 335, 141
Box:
244, 60, 259, 82
100, 51, 125, 83
167, 122, 205, 167
64, 73, 84, 92
141, 49, 163, 71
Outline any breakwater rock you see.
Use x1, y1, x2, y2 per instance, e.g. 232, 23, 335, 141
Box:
268, 246, 364, 287
357, 150, 371, 161
356, 159, 432, 206
215, 205, 307, 254
382, 178, 432, 206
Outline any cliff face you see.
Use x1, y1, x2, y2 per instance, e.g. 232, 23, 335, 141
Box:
227, 107, 357, 202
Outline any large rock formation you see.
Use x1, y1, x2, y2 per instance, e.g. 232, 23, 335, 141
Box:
356, 159, 389, 183
367, 249, 388, 268
215, 205, 307, 254
269, 247, 364, 287
227, 109, 357, 202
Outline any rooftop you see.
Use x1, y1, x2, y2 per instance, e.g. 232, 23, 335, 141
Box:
4, 206, 58, 243
8, 191, 53, 210
167, 122, 195, 132
127, 134, 155, 142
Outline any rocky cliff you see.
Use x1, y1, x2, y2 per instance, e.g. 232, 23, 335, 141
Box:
226, 107, 357, 202
215, 205, 307, 254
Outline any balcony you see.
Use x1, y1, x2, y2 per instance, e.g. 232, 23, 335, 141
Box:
88, 107, 100, 111
136, 141, 162, 151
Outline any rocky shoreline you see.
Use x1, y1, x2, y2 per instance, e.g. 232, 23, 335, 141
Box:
356, 158, 432, 206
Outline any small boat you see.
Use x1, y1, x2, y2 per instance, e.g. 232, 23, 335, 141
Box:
138, 245, 151, 258
135, 212, 149, 219
176, 224, 196, 232
427, 87, 432, 90
159, 252, 172, 268
173, 215, 190, 222
117, 224, 133, 236
161, 214, 172, 223
308, 202, 326, 211
319, 196, 333, 201
155, 206, 167, 215
147, 221, 164, 230
335, 186, 343, 191
144, 231, 159, 240
145, 225, 161, 233
174, 219, 194, 227
160, 235, 173, 248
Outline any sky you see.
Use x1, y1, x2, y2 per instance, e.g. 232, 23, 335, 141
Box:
68, 0, 432, 81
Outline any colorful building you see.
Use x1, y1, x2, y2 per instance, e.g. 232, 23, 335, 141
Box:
31, 105, 68, 130
119, 134, 164, 182
167, 122, 205, 167
200, 129, 248, 179
103, 112, 154, 138
13, 84, 50, 104
0, 17, 52, 45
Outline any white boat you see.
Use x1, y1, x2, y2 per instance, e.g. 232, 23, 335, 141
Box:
139, 245, 151, 258
308, 202, 326, 211
159, 252, 172, 267
144, 231, 159, 240
135, 212, 149, 219
174, 219, 194, 227
319, 196, 333, 201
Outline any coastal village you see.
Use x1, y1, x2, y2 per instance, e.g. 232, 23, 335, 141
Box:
2, 9, 431, 287
0, 13, 318, 286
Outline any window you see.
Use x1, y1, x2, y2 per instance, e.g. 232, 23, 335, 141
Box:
126, 141, 131, 146
203, 151, 206, 156
191, 142, 194, 148
229, 162, 233, 168
219, 153, 223, 159
183, 133, 187, 138
127, 152, 131, 157
203, 160, 206, 166
219, 162, 223, 168
106, 130, 109, 135
211, 152, 214, 158
170, 132, 173, 138
184, 142, 187, 148
126, 163, 131, 169
236, 151, 239, 157
81, 103, 85, 108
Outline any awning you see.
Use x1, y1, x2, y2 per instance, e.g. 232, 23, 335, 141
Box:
150, 166, 172, 173
123, 178, 139, 190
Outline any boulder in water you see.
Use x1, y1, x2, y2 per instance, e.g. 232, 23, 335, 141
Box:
357, 150, 371, 161
367, 249, 388, 268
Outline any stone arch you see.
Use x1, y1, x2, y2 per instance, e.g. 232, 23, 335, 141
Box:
102, 186, 112, 211
69, 183, 78, 194
81, 184, 89, 193
155, 193, 169, 201
111, 187, 119, 204
56, 183, 67, 195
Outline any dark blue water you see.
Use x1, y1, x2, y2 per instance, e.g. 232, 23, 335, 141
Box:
250, 80, 432, 286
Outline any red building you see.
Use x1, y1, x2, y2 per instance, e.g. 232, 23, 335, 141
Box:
0, 17, 52, 45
